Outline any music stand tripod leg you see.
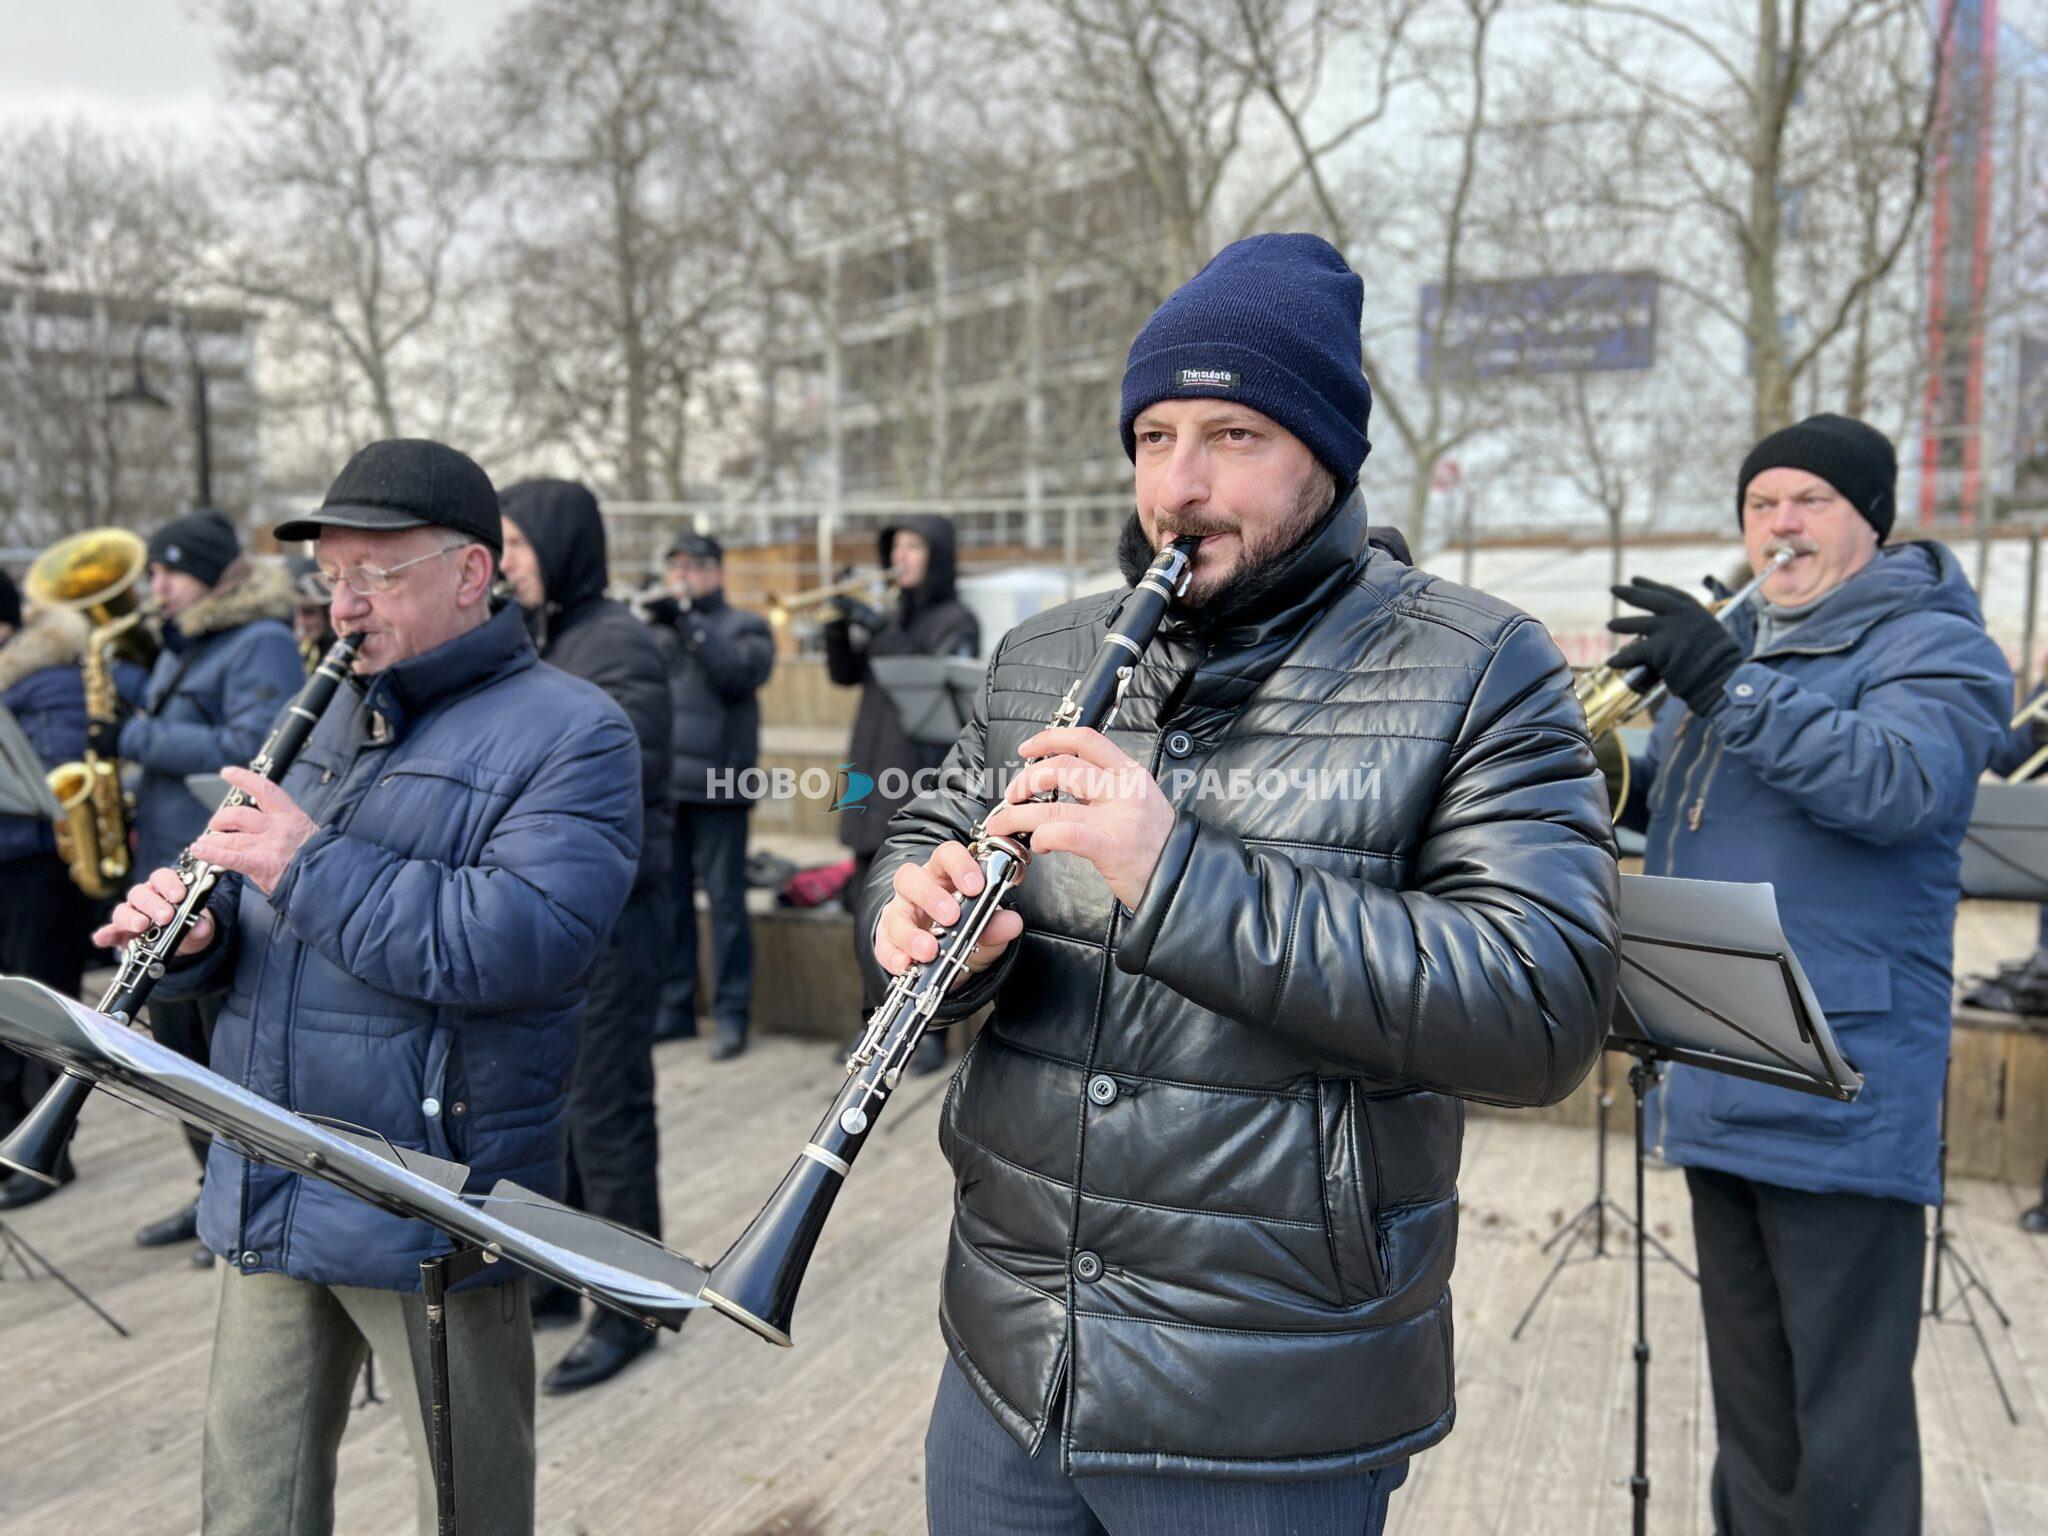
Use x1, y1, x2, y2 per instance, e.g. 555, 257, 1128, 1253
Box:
1628, 1058, 1656, 1536
419, 1245, 490, 1536
0, 1217, 128, 1338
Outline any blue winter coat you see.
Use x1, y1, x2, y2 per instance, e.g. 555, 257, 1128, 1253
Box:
1629, 541, 2011, 1206
161, 603, 642, 1291
119, 559, 306, 875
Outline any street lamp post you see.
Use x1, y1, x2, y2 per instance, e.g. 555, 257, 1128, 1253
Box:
109, 310, 212, 508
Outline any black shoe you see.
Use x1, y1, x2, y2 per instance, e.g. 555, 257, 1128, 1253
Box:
907, 1034, 948, 1077
543, 1314, 659, 1394
530, 1283, 582, 1330
0, 1151, 74, 1211
136, 1198, 200, 1248
653, 1008, 699, 1042
710, 1026, 747, 1062
2022, 1203, 2048, 1235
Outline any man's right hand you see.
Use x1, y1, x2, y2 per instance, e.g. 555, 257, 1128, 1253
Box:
92, 867, 216, 957
873, 841, 1024, 987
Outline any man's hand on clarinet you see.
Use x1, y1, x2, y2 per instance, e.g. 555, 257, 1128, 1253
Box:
982, 727, 1175, 911
93, 867, 217, 955
187, 766, 320, 897
873, 841, 1026, 986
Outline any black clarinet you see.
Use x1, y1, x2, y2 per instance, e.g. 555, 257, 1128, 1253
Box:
699, 537, 1200, 1345
0, 634, 364, 1185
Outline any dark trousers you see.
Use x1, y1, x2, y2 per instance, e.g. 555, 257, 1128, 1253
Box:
1686, 1167, 1925, 1536
150, 992, 226, 1174
923, 1358, 1405, 1536
0, 853, 94, 1137
563, 883, 667, 1241
660, 803, 752, 1035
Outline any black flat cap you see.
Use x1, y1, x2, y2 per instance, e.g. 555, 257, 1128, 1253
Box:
274, 439, 503, 557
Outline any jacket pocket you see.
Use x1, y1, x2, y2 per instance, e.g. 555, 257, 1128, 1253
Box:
1315, 1077, 1386, 1303
1706, 953, 1891, 1142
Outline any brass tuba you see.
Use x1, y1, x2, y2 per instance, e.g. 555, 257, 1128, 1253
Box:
1575, 548, 1793, 822
26, 529, 158, 897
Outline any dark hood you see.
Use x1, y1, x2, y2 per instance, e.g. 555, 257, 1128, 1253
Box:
500, 479, 610, 624
879, 514, 960, 614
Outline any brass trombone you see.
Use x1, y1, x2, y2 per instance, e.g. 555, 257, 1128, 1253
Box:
2005, 691, 2048, 784
766, 572, 895, 627
1576, 548, 1794, 821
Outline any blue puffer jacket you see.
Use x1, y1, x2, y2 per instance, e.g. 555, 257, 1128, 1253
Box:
0, 608, 91, 865
119, 559, 306, 875
161, 603, 642, 1290
1630, 541, 2011, 1205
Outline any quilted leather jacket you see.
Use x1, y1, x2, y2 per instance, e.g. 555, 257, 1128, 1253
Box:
857, 493, 1619, 1479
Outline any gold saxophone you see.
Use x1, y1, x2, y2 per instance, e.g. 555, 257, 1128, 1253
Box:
28, 529, 158, 898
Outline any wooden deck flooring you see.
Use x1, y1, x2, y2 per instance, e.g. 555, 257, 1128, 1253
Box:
3, 1031, 2045, 1535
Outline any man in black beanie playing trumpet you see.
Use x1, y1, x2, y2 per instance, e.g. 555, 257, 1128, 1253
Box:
1611, 414, 2011, 1535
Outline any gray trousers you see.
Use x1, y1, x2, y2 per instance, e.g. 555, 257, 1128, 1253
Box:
924, 1358, 1406, 1536
203, 1266, 535, 1536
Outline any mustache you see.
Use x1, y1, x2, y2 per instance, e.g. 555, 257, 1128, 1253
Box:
1152, 514, 1237, 543
1763, 537, 1819, 560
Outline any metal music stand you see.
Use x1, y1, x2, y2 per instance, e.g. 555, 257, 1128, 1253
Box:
1927, 1061, 2018, 1422
0, 976, 709, 1536
1598, 875, 1861, 1536
871, 655, 974, 750
1960, 781, 2048, 900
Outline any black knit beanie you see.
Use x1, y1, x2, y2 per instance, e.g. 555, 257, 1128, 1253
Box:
148, 508, 241, 586
0, 567, 19, 628
1119, 232, 1372, 487
1737, 414, 1897, 541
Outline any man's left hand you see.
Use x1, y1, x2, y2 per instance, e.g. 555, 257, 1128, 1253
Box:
188, 766, 320, 896
982, 727, 1176, 910
1608, 577, 1745, 717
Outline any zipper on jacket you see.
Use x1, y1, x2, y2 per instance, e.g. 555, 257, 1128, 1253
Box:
1683, 739, 1728, 834
1660, 720, 1716, 870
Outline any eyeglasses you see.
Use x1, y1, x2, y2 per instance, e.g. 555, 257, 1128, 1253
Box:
309, 546, 458, 600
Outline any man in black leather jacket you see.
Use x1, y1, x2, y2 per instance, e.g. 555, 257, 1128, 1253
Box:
500, 478, 674, 1393
860, 233, 1619, 1535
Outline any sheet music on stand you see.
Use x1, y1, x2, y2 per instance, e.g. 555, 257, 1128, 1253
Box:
1960, 780, 2048, 902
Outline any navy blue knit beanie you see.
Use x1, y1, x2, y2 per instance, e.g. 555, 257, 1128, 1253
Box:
1120, 232, 1371, 487
1737, 414, 1897, 542
148, 508, 241, 586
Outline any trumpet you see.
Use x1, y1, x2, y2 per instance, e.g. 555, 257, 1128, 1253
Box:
1577, 548, 1794, 820
766, 572, 895, 627
2005, 691, 2048, 785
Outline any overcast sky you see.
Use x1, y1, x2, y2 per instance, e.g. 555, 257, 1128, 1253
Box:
0, 1, 504, 140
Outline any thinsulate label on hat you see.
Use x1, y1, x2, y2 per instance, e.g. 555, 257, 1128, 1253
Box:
1175, 367, 1240, 390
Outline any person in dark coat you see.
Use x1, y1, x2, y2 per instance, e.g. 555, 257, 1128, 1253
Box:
118, 511, 306, 1254
499, 477, 675, 1392
102, 440, 641, 1536
643, 532, 774, 1056
826, 514, 978, 1073
861, 234, 1619, 1535
0, 575, 99, 1208
1612, 415, 2012, 1534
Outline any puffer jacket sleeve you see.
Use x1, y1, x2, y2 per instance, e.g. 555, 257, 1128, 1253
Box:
854, 631, 1018, 1020
1708, 616, 2011, 845
578, 620, 672, 812
264, 709, 642, 1009
120, 626, 306, 778
688, 611, 774, 701
1116, 618, 1620, 1106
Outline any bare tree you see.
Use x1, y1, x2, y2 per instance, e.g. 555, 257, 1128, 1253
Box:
207, 0, 487, 448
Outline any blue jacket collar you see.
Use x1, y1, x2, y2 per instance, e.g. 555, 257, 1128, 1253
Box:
1727, 540, 1985, 660
359, 601, 536, 740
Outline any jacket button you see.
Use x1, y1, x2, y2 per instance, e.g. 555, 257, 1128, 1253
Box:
1164, 730, 1195, 759
422, 1097, 441, 1118
1073, 1251, 1103, 1283
1733, 683, 1755, 699
450, 1101, 466, 1117
1087, 1074, 1118, 1106
240, 1250, 260, 1267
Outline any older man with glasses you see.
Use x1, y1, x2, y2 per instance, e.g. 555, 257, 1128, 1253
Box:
97, 439, 644, 1536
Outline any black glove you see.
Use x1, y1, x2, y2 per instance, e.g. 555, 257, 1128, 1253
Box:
1608, 577, 1744, 717
86, 715, 127, 759
641, 594, 683, 628
835, 599, 886, 634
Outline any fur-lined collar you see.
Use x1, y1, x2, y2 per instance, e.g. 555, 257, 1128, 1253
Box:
171, 557, 297, 641
0, 606, 90, 693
